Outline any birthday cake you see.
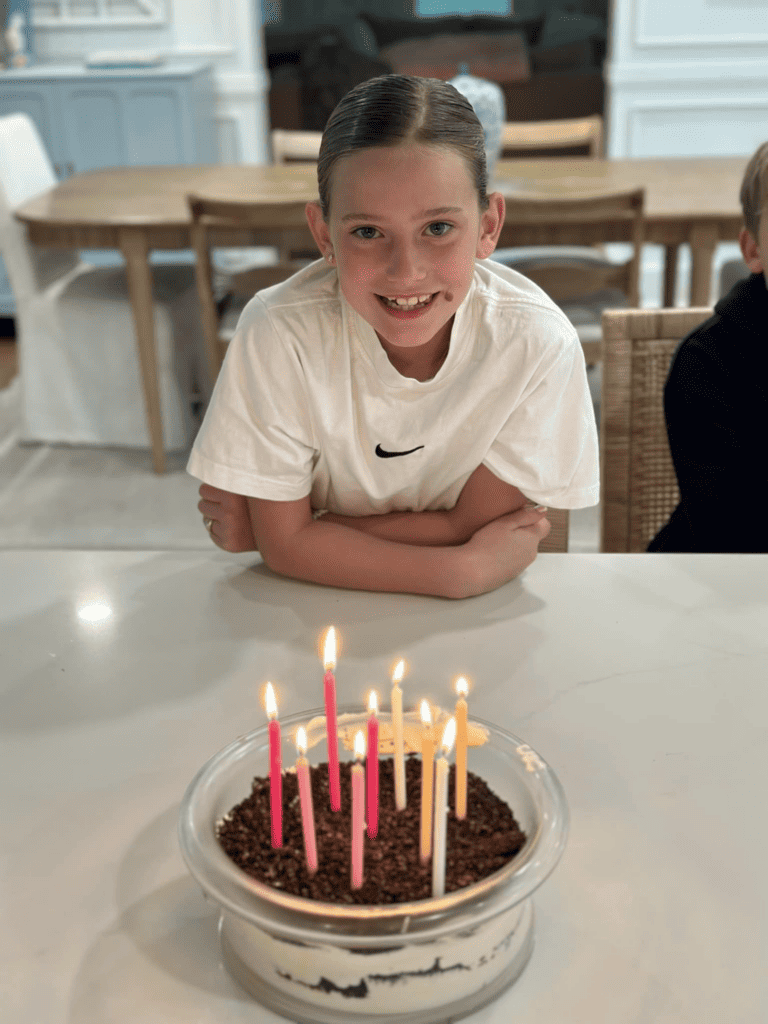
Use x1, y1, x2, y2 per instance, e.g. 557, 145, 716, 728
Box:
211, 709, 533, 1020
179, 630, 568, 1024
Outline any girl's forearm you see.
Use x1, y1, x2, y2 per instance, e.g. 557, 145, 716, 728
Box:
320, 509, 463, 547
265, 519, 470, 598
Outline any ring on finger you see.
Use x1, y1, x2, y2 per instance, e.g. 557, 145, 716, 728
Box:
203, 517, 214, 533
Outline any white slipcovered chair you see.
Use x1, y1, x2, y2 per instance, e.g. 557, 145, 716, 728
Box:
0, 112, 204, 450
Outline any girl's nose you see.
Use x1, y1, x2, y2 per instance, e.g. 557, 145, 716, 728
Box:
385, 243, 426, 282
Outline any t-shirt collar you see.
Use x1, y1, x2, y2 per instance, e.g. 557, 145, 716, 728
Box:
345, 274, 477, 387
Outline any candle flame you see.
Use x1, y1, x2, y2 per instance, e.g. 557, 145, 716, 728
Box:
420, 699, 432, 726
323, 626, 337, 670
456, 676, 469, 698
354, 729, 366, 760
296, 725, 307, 755
368, 689, 378, 714
392, 659, 405, 685
264, 681, 277, 719
441, 716, 457, 755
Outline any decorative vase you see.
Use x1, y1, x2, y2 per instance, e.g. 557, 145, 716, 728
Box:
179, 705, 568, 1024
3, 0, 33, 69
448, 63, 506, 179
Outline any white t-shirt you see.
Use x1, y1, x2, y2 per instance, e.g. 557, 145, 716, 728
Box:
187, 257, 599, 513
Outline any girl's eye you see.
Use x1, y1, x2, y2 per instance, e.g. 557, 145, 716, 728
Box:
351, 222, 453, 240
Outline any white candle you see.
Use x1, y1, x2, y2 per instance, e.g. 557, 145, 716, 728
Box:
432, 716, 456, 898
391, 660, 406, 810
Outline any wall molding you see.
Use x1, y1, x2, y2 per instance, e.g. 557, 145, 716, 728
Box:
631, 0, 768, 47
605, 58, 768, 86
618, 95, 768, 156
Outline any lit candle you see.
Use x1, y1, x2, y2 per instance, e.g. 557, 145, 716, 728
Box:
322, 626, 341, 812
351, 730, 366, 890
391, 660, 406, 811
419, 700, 435, 864
432, 716, 456, 898
295, 726, 318, 874
366, 690, 379, 839
455, 677, 469, 820
264, 682, 282, 848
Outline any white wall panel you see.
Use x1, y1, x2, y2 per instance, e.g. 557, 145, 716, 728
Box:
606, 0, 768, 159
624, 99, 768, 158
633, 0, 768, 48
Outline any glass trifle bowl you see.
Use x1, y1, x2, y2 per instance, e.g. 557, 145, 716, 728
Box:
178, 704, 569, 1024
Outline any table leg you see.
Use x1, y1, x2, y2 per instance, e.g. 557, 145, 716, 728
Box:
689, 224, 718, 307
119, 226, 165, 474
663, 244, 679, 307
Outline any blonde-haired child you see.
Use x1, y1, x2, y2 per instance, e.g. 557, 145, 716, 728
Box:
649, 140, 768, 551
189, 74, 599, 596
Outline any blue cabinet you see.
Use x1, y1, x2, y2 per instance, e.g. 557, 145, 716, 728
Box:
0, 61, 216, 315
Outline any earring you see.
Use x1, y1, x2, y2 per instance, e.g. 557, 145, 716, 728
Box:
326, 252, 335, 263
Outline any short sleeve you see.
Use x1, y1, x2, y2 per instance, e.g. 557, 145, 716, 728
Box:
483, 322, 600, 508
186, 299, 317, 499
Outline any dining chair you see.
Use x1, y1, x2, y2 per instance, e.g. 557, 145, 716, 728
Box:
271, 129, 323, 164
600, 306, 713, 553
188, 194, 317, 379
0, 112, 201, 450
494, 188, 645, 365
269, 129, 323, 264
538, 507, 569, 554
501, 115, 604, 159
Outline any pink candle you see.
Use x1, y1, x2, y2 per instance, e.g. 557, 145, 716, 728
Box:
351, 730, 366, 890
295, 727, 318, 874
323, 627, 341, 812
366, 690, 379, 839
265, 682, 282, 848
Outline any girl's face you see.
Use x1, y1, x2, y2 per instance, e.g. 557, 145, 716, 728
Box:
306, 144, 505, 369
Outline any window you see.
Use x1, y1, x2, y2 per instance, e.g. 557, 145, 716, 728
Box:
415, 0, 511, 15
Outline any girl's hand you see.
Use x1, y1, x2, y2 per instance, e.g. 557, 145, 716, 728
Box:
198, 484, 258, 553
460, 506, 551, 598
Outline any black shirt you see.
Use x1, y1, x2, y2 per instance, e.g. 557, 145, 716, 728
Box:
648, 272, 768, 552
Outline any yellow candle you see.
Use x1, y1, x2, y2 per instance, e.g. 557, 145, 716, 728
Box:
419, 700, 435, 863
391, 660, 406, 811
455, 677, 469, 820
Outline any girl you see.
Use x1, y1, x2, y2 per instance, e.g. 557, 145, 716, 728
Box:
189, 74, 599, 599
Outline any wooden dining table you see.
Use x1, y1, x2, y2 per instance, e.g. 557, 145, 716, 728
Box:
1, 548, 766, 1023
15, 156, 745, 474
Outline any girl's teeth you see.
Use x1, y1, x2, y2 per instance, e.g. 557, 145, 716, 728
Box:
382, 294, 434, 308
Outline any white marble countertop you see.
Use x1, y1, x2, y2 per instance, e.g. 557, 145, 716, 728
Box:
1, 551, 766, 1023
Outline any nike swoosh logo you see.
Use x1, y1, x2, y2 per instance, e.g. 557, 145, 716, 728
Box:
375, 444, 425, 459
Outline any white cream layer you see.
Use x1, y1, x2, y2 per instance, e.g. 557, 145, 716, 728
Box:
222, 898, 532, 1015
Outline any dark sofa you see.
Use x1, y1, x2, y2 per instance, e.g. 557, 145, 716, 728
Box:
266, 4, 608, 133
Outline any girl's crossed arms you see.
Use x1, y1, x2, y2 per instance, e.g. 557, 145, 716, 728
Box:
198, 467, 551, 600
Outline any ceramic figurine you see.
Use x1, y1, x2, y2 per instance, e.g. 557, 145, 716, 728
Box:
5, 4, 30, 69
448, 62, 506, 180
